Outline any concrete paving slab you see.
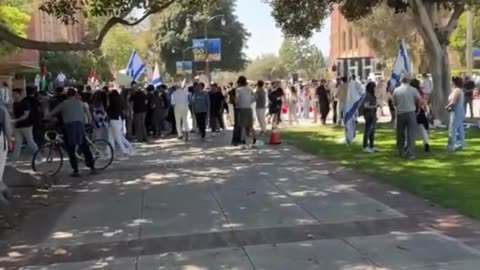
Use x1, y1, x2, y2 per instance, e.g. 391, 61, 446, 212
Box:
20, 257, 136, 270
245, 239, 374, 270
41, 183, 142, 247
212, 175, 317, 230
141, 184, 229, 238
346, 232, 480, 270
265, 166, 405, 224
395, 259, 480, 270
137, 247, 253, 270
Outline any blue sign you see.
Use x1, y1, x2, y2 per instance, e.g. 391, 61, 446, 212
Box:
474, 48, 480, 60
192, 38, 222, 62
176, 61, 193, 75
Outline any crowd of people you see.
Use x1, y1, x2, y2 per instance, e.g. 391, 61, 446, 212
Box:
0, 71, 478, 203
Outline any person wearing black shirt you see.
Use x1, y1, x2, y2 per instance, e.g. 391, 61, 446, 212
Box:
12, 88, 39, 159
82, 85, 94, 106
316, 80, 330, 125
129, 86, 148, 142
108, 90, 133, 155
24, 86, 44, 146
209, 83, 226, 132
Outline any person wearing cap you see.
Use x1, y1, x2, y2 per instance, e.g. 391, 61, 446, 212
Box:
392, 74, 422, 159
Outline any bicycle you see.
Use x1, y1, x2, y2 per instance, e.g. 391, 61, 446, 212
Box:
31, 128, 114, 176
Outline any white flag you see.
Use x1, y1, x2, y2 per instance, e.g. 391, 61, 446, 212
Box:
390, 40, 411, 90
151, 63, 162, 87
344, 80, 365, 144
126, 50, 146, 82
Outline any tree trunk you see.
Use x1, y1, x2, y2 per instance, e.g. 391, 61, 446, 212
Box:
429, 47, 450, 124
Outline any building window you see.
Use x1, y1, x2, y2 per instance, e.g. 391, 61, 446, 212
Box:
348, 28, 353, 50
342, 31, 346, 51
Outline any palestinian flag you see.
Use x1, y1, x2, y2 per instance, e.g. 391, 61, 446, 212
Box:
40, 64, 48, 92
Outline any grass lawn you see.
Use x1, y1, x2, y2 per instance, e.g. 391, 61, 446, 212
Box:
282, 124, 480, 219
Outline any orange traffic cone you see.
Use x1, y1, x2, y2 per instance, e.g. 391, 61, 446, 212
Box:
269, 128, 282, 145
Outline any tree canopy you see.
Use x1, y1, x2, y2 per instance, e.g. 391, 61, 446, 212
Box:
150, 0, 249, 76
279, 37, 326, 79
0, 0, 222, 51
244, 54, 288, 81
0, 0, 30, 57
451, 10, 480, 66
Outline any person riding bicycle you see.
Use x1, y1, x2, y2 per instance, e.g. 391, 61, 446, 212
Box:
47, 88, 96, 177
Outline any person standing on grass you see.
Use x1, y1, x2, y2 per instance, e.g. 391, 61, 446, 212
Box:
236, 76, 256, 149
362, 82, 378, 153
463, 79, 475, 118
392, 75, 422, 160
255, 80, 267, 135
336, 77, 348, 126
47, 88, 95, 177
446, 76, 466, 152
288, 86, 299, 125
410, 79, 430, 153
192, 84, 210, 141
316, 79, 330, 125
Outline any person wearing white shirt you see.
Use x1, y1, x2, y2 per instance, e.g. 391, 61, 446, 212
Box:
56, 72, 66, 88
171, 86, 190, 139
421, 74, 433, 113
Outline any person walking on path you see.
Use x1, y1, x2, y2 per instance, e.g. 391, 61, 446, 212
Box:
392, 75, 422, 159
255, 80, 267, 134
108, 90, 133, 156
316, 80, 330, 125
288, 86, 299, 125
446, 77, 466, 152
91, 91, 111, 143
48, 88, 95, 177
362, 82, 378, 153
171, 86, 190, 140
11, 88, 39, 159
236, 76, 256, 148
129, 83, 149, 142
209, 83, 225, 133
410, 79, 430, 153
147, 85, 165, 137
0, 99, 13, 202
192, 84, 210, 141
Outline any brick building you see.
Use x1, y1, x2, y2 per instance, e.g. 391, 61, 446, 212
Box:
329, 5, 380, 79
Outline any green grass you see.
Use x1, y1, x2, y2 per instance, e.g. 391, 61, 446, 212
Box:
282, 124, 480, 219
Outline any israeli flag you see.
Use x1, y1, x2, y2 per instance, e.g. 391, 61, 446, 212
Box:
344, 79, 365, 144
126, 51, 146, 82
151, 62, 162, 87
390, 40, 411, 90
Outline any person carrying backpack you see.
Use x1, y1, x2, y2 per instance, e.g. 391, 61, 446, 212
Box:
150, 85, 166, 137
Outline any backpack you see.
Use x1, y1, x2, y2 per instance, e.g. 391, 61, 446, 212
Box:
150, 91, 164, 110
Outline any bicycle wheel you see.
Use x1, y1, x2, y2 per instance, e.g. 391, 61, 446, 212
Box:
32, 143, 63, 176
90, 139, 114, 170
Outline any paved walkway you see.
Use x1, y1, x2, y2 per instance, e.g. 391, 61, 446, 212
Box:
2, 131, 480, 269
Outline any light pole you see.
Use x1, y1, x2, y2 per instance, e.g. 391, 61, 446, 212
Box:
187, 14, 226, 83
466, 7, 473, 76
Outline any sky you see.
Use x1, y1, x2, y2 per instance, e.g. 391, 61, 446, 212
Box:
234, 0, 331, 59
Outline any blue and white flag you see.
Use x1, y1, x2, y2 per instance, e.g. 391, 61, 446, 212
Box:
126, 50, 146, 82
151, 62, 162, 87
344, 80, 365, 145
390, 40, 411, 90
